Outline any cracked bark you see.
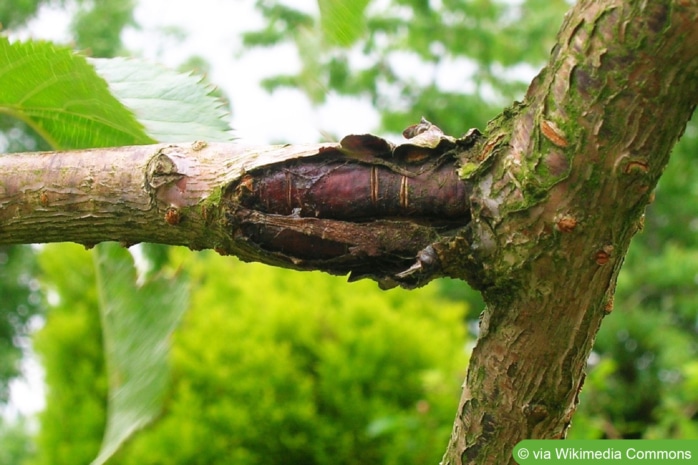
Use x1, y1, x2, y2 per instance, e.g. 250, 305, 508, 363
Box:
0, 127, 478, 289
0, 0, 697, 463
441, 1, 698, 463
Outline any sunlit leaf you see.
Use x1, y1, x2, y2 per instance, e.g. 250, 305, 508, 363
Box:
92, 57, 234, 142
91, 242, 188, 465
0, 37, 154, 149
317, 0, 371, 47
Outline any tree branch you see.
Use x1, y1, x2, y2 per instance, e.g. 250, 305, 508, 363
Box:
2, 1, 697, 463
0, 127, 478, 288
442, 0, 698, 463
0, 142, 321, 247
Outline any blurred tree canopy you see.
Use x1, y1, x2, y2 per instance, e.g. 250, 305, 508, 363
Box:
0, 245, 42, 404
0, 0, 696, 464
242, 0, 570, 134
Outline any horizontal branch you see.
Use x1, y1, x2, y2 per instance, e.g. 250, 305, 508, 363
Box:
0, 125, 479, 288
0, 142, 322, 247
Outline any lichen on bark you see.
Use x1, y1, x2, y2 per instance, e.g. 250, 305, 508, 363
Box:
441, 1, 698, 463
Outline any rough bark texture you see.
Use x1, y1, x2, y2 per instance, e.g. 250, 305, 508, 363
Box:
0, 128, 477, 288
440, 1, 698, 463
0, 142, 324, 248
0, 0, 697, 463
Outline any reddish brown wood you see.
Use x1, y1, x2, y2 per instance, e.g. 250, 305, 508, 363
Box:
233, 154, 471, 221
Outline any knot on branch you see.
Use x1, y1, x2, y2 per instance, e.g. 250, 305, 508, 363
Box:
145, 146, 190, 212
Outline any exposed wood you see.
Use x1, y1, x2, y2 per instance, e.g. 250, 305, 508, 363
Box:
0, 130, 477, 288
1, 1, 697, 463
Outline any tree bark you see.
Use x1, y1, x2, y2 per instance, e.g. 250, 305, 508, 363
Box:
441, 1, 698, 463
0, 0, 697, 464
0, 142, 324, 247
0, 129, 477, 288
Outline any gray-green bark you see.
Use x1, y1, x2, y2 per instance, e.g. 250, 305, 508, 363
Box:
441, 1, 698, 463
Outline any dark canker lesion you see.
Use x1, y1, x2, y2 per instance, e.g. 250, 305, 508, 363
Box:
232, 152, 470, 221
225, 120, 479, 288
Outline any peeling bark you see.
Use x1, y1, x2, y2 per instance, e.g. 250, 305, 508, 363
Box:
441, 1, 698, 463
0, 0, 696, 463
0, 128, 478, 288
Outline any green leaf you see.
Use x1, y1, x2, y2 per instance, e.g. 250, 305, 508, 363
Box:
0, 37, 154, 149
91, 242, 188, 465
317, 0, 371, 47
91, 57, 234, 142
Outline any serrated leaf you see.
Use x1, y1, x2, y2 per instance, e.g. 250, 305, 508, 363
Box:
318, 0, 371, 47
91, 242, 188, 465
91, 57, 234, 142
0, 37, 154, 149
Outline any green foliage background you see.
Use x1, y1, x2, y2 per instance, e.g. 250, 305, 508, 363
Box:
0, 1, 696, 464
120, 251, 467, 465
31, 245, 467, 465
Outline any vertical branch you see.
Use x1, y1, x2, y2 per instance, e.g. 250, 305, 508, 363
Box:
442, 1, 698, 463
